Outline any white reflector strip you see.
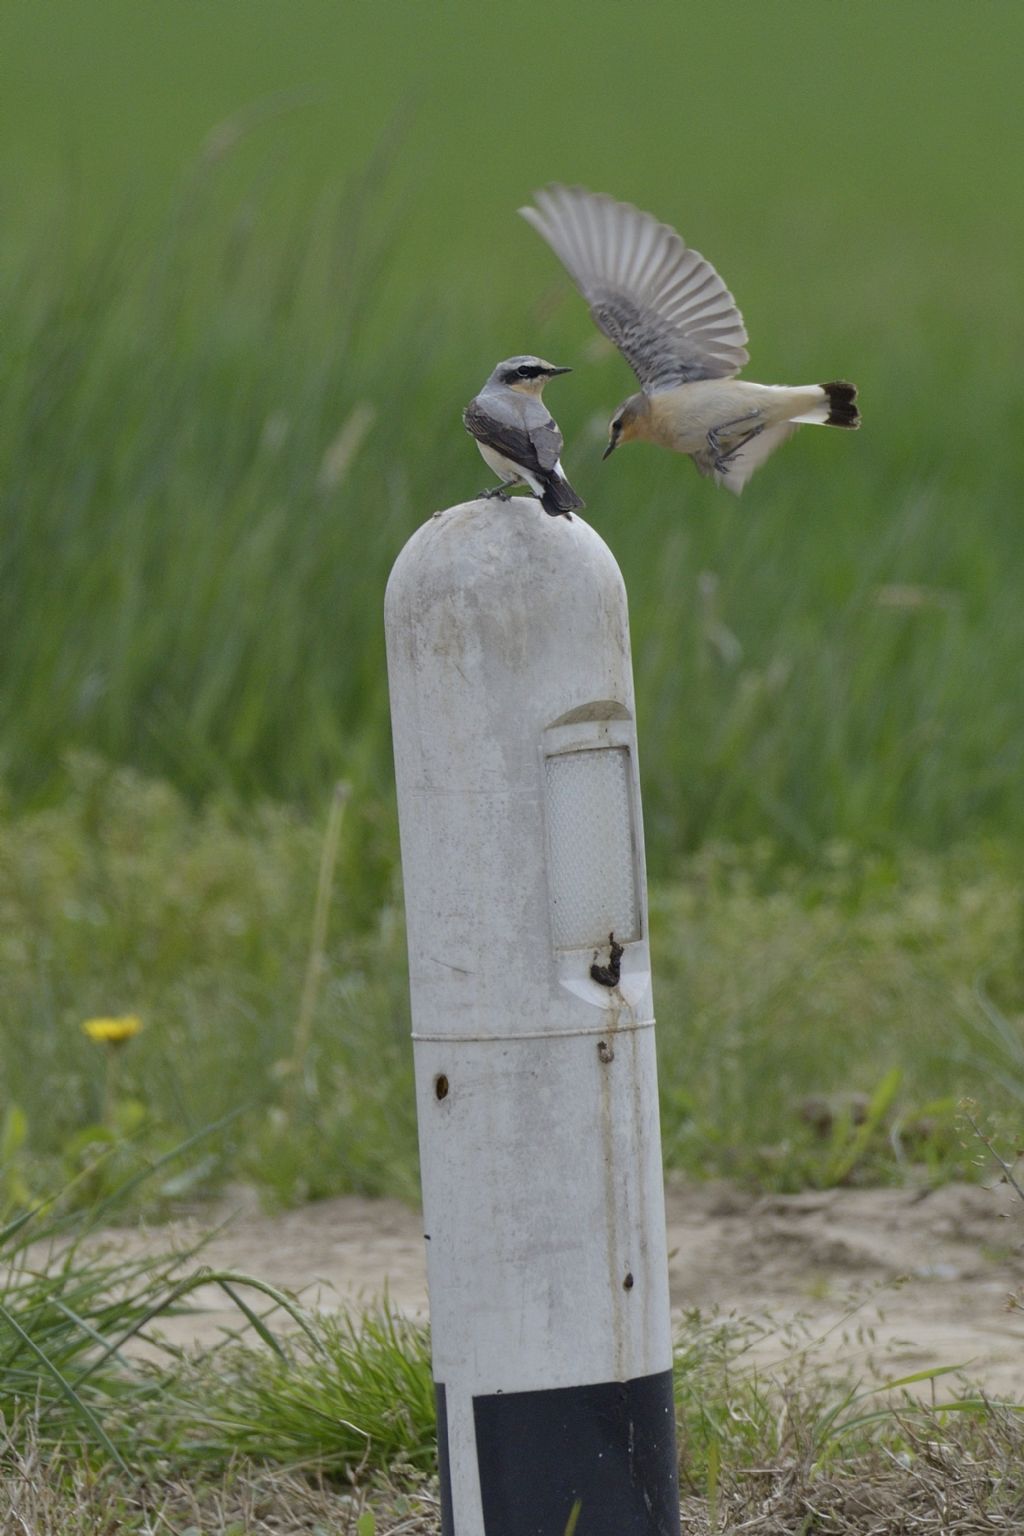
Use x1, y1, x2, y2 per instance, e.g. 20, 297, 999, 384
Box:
544, 747, 640, 949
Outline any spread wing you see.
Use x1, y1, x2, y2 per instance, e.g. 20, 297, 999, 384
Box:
520, 184, 749, 392
463, 396, 563, 474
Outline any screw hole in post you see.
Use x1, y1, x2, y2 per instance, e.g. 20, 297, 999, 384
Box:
623, 1271, 634, 1290
597, 1040, 614, 1064
434, 1074, 449, 1101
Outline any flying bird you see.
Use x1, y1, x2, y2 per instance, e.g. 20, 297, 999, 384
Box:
463, 355, 584, 519
520, 185, 859, 494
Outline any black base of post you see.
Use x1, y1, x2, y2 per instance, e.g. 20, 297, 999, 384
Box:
436, 1368, 680, 1535
436, 1382, 455, 1530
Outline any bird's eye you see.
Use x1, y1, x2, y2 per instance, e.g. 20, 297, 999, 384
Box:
517, 365, 532, 378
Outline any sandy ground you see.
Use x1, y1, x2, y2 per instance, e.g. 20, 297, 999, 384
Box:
88, 1178, 1024, 1397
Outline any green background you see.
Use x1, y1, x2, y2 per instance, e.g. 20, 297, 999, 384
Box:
2, 1, 1022, 1200
2, 0, 1020, 855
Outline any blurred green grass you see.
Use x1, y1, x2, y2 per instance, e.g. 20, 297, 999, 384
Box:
1, 3, 1023, 1199
2, 2, 1022, 868
1, 141, 1023, 863
4, 2, 1022, 284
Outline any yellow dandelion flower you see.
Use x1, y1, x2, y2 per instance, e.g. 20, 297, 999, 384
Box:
82, 1014, 143, 1045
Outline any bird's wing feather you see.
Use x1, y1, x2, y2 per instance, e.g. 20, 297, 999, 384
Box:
520, 184, 749, 391
463, 397, 563, 474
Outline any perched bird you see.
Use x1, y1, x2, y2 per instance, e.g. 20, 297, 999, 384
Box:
463, 355, 584, 519
520, 185, 859, 493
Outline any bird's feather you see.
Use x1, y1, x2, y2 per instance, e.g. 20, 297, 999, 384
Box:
520, 185, 749, 391
693, 422, 799, 495
462, 397, 563, 475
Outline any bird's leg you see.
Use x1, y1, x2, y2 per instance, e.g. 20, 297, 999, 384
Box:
706, 428, 726, 474
478, 478, 517, 502
725, 423, 765, 460
707, 411, 762, 475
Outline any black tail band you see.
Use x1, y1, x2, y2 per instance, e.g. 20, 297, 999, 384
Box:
821, 379, 860, 429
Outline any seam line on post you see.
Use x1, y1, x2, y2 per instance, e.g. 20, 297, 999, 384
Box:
411, 1020, 654, 1043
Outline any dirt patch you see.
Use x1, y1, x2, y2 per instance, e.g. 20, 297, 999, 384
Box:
664, 1179, 1024, 1394
96, 1180, 1024, 1395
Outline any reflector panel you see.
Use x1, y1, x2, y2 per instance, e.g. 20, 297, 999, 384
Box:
544, 747, 640, 949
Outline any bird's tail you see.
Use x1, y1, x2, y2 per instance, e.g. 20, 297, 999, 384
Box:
790, 380, 860, 429
820, 380, 860, 428
540, 471, 585, 519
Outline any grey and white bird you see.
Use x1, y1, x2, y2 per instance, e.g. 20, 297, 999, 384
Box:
462, 355, 584, 519
520, 185, 859, 494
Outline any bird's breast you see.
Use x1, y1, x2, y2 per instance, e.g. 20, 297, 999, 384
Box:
644, 381, 762, 452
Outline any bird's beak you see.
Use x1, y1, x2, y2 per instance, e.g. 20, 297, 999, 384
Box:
602, 439, 618, 460
547, 366, 572, 376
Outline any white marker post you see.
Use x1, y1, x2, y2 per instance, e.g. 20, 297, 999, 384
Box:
385, 497, 679, 1536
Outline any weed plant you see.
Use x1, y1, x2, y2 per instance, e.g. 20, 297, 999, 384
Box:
0, 1150, 315, 1467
